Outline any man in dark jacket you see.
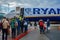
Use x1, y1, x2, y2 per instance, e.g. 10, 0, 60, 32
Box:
47, 19, 50, 32
20, 18, 24, 33
16, 18, 21, 35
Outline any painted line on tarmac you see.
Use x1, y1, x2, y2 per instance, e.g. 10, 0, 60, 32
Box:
14, 30, 31, 40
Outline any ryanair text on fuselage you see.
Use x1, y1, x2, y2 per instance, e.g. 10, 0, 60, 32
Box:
24, 8, 60, 14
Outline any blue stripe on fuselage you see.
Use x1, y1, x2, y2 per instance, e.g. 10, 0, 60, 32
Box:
24, 16, 60, 21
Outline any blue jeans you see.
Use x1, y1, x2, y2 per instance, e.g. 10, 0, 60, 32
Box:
17, 27, 20, 35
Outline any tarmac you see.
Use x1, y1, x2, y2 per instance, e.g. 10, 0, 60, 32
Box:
0, 24, 60, 40
20, 25, 60, 40
20, 30, 50, 40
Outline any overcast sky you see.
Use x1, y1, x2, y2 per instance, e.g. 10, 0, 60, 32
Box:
0, 0, 60, 13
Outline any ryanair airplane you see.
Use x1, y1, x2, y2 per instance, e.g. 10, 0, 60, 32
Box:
23, 8, 60, 23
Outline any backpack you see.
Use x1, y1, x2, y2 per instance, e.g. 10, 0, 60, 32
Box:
15, 21, 18, 27
24, 21, 28, 25
11, 21, 15, 28
11, 19, 18, 28
2, 20, 9, 29
39, 21, 44, 27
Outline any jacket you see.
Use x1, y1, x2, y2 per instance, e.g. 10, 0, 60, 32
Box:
39, 21, 44, 27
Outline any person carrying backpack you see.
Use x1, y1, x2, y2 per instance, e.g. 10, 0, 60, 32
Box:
24, 20, 28, 32
2, 17, 9, 40
10, 18, 18, 38
16, 17, 20, 35
39, 19, 45, 34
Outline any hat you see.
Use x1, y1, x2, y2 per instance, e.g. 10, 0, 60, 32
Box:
39, 19, 43, 21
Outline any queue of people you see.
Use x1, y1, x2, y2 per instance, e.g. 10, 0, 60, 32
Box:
0, 16, 28, 40
0, 16, 50, 40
